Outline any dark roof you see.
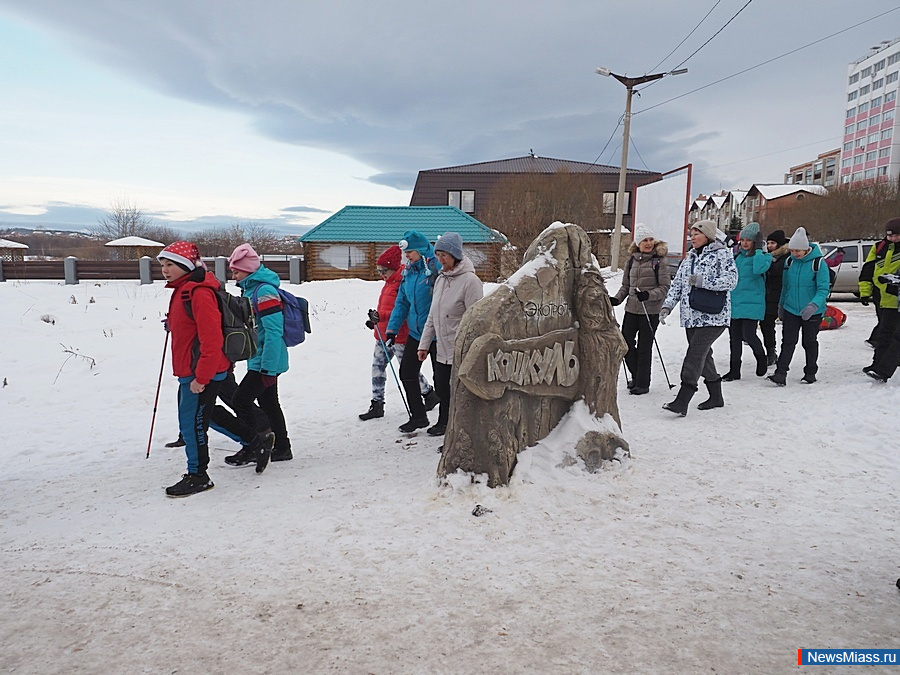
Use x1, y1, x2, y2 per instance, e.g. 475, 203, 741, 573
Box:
418, 155, 658, 176
299, 206, 507, 244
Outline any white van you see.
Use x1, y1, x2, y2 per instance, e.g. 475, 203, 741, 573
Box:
819, 239, 879, 295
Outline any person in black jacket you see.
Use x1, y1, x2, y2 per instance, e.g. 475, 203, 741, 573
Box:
760, 229, 790, 367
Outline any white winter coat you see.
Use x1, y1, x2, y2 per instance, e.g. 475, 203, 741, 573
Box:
419, 256, 483, 364
663, 241, 738, 328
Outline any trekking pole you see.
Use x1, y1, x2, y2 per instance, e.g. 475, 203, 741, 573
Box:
369, 311, 411, 417
635, 287, 675, 390
147, 331, 169, 459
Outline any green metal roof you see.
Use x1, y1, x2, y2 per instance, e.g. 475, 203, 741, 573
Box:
299, 205, 507, 244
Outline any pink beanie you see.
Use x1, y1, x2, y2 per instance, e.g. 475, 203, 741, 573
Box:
228, 243, 261, 274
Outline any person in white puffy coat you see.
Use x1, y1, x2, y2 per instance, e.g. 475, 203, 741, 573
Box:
418, 232, 483, 437
659, 219, 738, 416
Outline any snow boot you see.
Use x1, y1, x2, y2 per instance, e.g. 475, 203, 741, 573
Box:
423, 389, 440, 411
165, 472, 214, 497
755, 352, 768, 377
696, 378, 724, 410
359, 399, 385, 421
629, 386, 650, 395
399, 416, 429, 433
254, 431, 275, 474
662, 383, 697, 417
165, 434, 186, 448
271, 440, 293, 462
766, 352, 777, 367
767, 371, 787, 387
224, 445, 256, 467
864, 366, 888, 383
721, 369, 741, 382
427, 422, 446, 437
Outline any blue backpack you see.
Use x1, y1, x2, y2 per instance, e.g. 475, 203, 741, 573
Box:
251, 284, 311, 347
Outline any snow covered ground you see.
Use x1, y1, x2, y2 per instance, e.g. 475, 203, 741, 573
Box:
1, 275, 898, 674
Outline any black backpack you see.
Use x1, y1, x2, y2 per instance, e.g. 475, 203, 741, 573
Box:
183, 284, 258, 363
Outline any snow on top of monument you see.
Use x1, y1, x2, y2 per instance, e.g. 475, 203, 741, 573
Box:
504, 240, 558, 288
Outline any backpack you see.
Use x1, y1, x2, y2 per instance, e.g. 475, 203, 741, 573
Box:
251, 283, 311, 347
183, 284, 258, 363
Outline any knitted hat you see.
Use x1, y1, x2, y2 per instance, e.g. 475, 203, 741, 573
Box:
788, 227, 810, 250
740, 222, 760, 241
228, 243, 261, 274
885, 217, 900, 236
633, 223, 655, 243
434, 231, 464, 260
766, 229, 787, 247
398, 230, 433, 257
158, 241, 202, 271
691, 219, 717, 241
376, 244, 403, 270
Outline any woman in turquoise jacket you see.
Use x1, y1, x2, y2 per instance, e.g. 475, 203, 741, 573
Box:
723, 222, 772, 381
222, 243, 292, 468
386, 230, 442, 432
769, 227, 830, 386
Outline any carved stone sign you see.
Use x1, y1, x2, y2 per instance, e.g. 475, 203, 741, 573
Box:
438, 222, 629, 487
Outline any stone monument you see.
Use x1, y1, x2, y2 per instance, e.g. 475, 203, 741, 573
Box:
437, 222, 629, 487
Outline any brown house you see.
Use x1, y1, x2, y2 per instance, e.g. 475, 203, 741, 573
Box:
409, 154, 662, 235
741, 184, 827, 229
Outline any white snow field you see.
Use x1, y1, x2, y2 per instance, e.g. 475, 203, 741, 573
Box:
1, 275, 898, 674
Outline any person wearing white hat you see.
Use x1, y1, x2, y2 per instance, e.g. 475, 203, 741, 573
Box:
767, 227, 830, 386
610, 224, 671, 395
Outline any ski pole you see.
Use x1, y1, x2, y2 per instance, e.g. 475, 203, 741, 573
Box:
371, 320, 410, 417
147, 331, 169, 459
635, 287, 675, 390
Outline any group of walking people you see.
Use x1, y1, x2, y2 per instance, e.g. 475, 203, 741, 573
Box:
612, 216, 845, 418
359, 230, 483, 439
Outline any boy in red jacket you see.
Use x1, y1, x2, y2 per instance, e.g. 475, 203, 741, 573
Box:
359, 245, 438, 420
159, 242, 257, 497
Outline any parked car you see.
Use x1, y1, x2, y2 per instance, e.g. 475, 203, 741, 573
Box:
819, 239, 879, 296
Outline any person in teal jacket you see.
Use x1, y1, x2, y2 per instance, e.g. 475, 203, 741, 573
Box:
386, 230, 442, 432
768, 227, 830, 386
723, 222, 772, 381
221, 243, 292, 467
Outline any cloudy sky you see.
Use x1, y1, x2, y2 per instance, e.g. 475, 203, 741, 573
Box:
1, 0, 898, 235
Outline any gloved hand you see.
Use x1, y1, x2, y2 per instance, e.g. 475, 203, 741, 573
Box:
659, 307, 670, 325
635, 290, 649, 302
860, 296, 871, 306
800, 303, 818, 321
161, 317, 170, 333
753, 231, 765, 251
887, 283, 900, 297
384, 332, 396, 348
365, 319, 375, 329
261, 374, 278, 389
687, 274, 705, 288
777, 305, 784, 321
609, 296, 621, 306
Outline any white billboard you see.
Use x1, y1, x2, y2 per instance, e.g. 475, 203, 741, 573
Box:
633, 164, 692, 259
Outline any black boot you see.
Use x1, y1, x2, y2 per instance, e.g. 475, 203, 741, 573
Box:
755, 352, 768, 377
662, 383, 697, 417
359, 399, 385, 420
766, 352, 777, 367
271, 440, 293, 462
767, 370, 787, 386
165, 434, 185, 448
696, 378, 724, 410
423, 389, 440, 411
165, 472, 214, 498
721, 368, 741, 382
399, 416, 429, 433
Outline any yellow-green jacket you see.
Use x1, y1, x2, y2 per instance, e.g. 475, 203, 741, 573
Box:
859, 239, 900, 309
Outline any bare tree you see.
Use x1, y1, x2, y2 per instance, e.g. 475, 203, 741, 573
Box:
789, 180, 900, 241
190, 221, 282, 257
94, 199, 155, 240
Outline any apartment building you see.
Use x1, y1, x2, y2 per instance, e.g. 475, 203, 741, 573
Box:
839, 37, 900, 185
785, 149, 840, 187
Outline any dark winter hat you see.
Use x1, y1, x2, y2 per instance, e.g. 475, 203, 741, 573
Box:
398, 230, 434, 257
434, 231, 464, 261
158, 241, 202, 271
885, 217, 900, 235
690, 219, 717, 242
766, 229, 787, 247
376, 244, 403, 270
739, 222, 760, 241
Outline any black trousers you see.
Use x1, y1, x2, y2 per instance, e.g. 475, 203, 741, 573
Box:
776, 311, 821, 377
728, 318, 765, 371
433, 353, 452, 428
760, 311, 778, 358
231, 370, 290, 451
399, 336, 428, 420
621, 310, 658, 389
874, 310, 900, 378
873, 310, 899, 367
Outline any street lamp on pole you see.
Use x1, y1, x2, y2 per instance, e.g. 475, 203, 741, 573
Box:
596, 66, 687, 271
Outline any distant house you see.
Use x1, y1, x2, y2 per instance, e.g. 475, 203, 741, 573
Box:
299, 205, 507, 282
741, 184, 827, 228
409, 154, 662, 235
0, 238, 28, 261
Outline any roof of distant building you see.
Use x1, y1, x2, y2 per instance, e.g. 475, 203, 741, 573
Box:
417, 155, 659, 176
748, 184, 828, 200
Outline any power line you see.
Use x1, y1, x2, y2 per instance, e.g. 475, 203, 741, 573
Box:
629, 136, 650, 171
647, 0, 722, 74
584, 117, 623, 169
634, 5, 900, 116
708, 136, 842, 169
669, 0, 754, 73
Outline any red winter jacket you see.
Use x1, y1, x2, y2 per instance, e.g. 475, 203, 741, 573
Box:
374, 268, 410, 344
166, 269, 231, 385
